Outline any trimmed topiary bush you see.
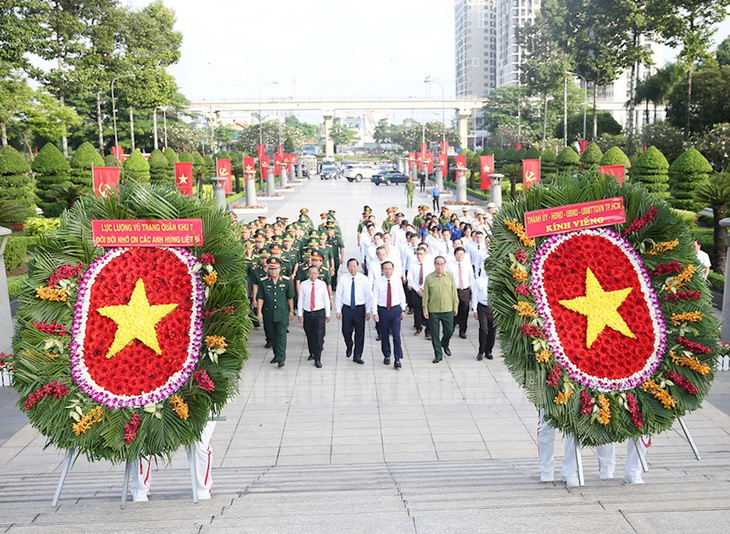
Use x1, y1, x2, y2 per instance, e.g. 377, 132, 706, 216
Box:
580, 142, 603, 168
556, 146, 580, 173
3, 236, 27, 274
103, 155, 121, 168
148, 149, 169, 184
669, 147, 713, 212
632, 146, 670, 201
32, 143, 70, 218
504, 147, 520, 164
599, 146, 631, 169
541, 149, 558, 181
524, 147, 541, 159
177, 150, 193, 163
0, 146, 35, 222
122, 149, 151, 184
192, 151, 205, 180
69, 142, 103, 188
203, 154, 215, 178
164, 148, 179, 183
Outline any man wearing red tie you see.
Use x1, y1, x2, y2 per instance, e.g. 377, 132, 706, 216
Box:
372, 261, 407, 370
406, 246, 434, 338
297, 266, 331, 368
447, 247, 475, 339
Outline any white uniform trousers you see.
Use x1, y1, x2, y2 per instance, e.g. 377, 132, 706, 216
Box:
131, 421, 216, 501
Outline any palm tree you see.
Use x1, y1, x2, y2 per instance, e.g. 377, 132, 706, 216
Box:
695, 173, 730, 273
52, 183, 90, 212
0, 199, 28, 227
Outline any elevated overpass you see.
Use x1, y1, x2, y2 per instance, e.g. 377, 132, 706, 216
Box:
187, 98, 486, 156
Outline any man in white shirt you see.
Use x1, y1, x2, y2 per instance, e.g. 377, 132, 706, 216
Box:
373, 261, 407, 370
448, 247, 475, 339
367, 232, 384, 264
297, 266, 331, 368
471, 269, 494, 360
466, 230, 489, 275
426, 225, 445, 257
335, 258, 372, 364
407, 246, 435, 338
694, 239, 711, 278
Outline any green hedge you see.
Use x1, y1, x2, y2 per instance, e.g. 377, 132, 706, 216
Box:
557, 146, 580, 172
7, 274, 28, 300
32, 143, 70, 218
708, 271, 724, 292
669, 147, 713, 212
122, 149, 151, 184
24, 216, 60, 237
633, 146, 670, 201
3, 236, 27, 273
0, 146, 35, 222
164, 148, 179, 182
69, 142, 103, 187
148, 149, 169, 184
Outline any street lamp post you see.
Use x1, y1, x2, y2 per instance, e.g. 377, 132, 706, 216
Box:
258, 81, 278, 148
111, 74, 135, 149
424, 76, 446, 144
566, 71, 587, 142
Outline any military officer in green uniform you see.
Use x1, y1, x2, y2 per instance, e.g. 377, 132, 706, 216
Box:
257, 257, 295, 367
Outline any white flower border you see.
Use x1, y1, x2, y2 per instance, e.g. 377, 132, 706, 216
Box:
70, 247, 204, 408
530, 228, 667, 392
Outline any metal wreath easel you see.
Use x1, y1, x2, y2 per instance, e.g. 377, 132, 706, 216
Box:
52, 416, 224, 509
570, 415, 701, 487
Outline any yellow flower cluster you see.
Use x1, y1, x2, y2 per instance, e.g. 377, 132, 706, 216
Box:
513, 301, 537, 318
670, 311, 703, 326
663, 264, 697, 292
169, 395, 189, 420
641, 379, 676, 409
205, 335, 227, 349
554, 389, 574, 405
72, 406, 104, 435
36, 286, 68, 302
535, 349, 551, 363
646, 239, 679, 256
597, 394, 611, 425
669, 351, 711, 376
512, 267, 528, 283
503, 218, 536, 248
203, 270, 218, 286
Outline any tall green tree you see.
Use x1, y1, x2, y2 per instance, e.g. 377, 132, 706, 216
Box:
695, 173, 730, 272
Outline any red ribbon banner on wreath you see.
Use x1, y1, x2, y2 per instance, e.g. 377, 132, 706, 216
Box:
479, 155, 494, 190
216, 159, 232, 194
522, 159, 541, 190
174, 162, 194, 196
92, 166, 121, 198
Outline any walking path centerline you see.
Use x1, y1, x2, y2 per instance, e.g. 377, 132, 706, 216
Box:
2, 177, 730, 532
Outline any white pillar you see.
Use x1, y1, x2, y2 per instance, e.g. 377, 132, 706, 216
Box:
0, 227, 13, 355
323, 112, 334, 158
244, 171, 257, 207
457, 109, 471, 151
457, 170, 467, 203
489, 173, 504, 209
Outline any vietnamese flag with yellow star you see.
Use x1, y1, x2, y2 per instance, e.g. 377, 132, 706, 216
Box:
260, 155, 270, 181
479, 155, 494, 190
437, 153, 447, 173
216, 158, 232, 194
243, 157, 255, 183
92, 166, 121, 198
522, 159, 540, 189
174, 162, 194, 196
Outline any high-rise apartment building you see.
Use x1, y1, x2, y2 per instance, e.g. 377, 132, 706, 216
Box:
495, 0, 540, 87
455, 0, 497, 98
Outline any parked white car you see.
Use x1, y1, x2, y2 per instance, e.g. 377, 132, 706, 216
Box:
344, 164, 378, 182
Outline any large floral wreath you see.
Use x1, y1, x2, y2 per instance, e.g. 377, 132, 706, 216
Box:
489, 176, 717, 446
12, 184, 250, 461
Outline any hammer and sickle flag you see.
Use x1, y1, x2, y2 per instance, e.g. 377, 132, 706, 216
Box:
454, 155, 466, 183
217, 158, 232, 194
175, 162, 194, 196
93, 166, 121, 199
522, 159, 541, 190
479, 155, 494, 191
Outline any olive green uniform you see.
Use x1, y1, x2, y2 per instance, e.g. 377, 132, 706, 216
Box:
257, 275, 294, 363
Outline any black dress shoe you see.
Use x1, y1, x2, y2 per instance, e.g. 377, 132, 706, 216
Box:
432, 357, 442, 364
353, 357, 365, 364
308, 355, 314, 361
459, 332, 467, 339
394, 359, 402, 369
486, 353, 493, 360
383, 357, 390, 365
346, 348, 352, 358
477, 352, 483, 361
270, 357, 277, 364
315, 361, 322, 368
278, 361, 285, 367
376, 335, 382, 341
265, 341, 272, 348
443, 346, 452, 357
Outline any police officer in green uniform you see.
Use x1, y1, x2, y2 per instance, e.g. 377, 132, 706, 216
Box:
257, 257, 295, 367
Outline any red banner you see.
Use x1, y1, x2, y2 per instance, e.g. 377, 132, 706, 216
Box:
243, 157, 256, 183
420, 143, 427, 154
522, 159, 541, 190
111, 146, 124, 161
437, 153, 447, 173
454, 155, 466, 182
92, 166, 120, 198
260, 155, 270, 181
439, 141, 449, 156
579, 140, 589, 154
599, 165, 626, 185
515, 142, 523, 151
92, 218, 204, 248
479, 155, 494, 190
276, 146, 284, 157
274, 154, 284, 176
289, 153, 298, 165
257, 144, 265, 162
425, 152, 434, 173
174, 162, 194, 196
216, 159, 232, 194
524, 197, 626, 238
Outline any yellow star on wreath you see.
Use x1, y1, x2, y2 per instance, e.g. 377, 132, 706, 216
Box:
558, 268, 635, 348
96, 278, 178, 358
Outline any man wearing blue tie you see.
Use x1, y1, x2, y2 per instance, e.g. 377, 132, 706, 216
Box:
335, 258, 372, 364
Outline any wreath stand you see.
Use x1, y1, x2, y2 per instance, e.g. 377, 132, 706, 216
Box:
51, 416, 224, 509
571, 415, 701, 487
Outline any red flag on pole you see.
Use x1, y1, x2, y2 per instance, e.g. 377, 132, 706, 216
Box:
243, 157, 255, 183
437, 153, 447, 173
276, 146, 284, 157
439, 141, 449, 156
424, 152, 434, 173
260, 155, 270, 181
175, 162, 194, 196
257, 144, 265, 162
479, 155, 494, 190
522, 159, 541, 190
216, 159, 232, 194
454, 154, 466, 182
408, 152, 416, 167
515, 142, 523, 151
599, 165, 626, 185
111, 146, 124, 161
579, 140, 589, 154
420, 143, 427, 154
92, 166, 120, 198
274, 154, 283, 176
416, 151, 424, 171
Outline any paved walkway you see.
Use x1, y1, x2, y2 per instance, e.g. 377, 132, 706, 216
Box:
1, 177, 730, 533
